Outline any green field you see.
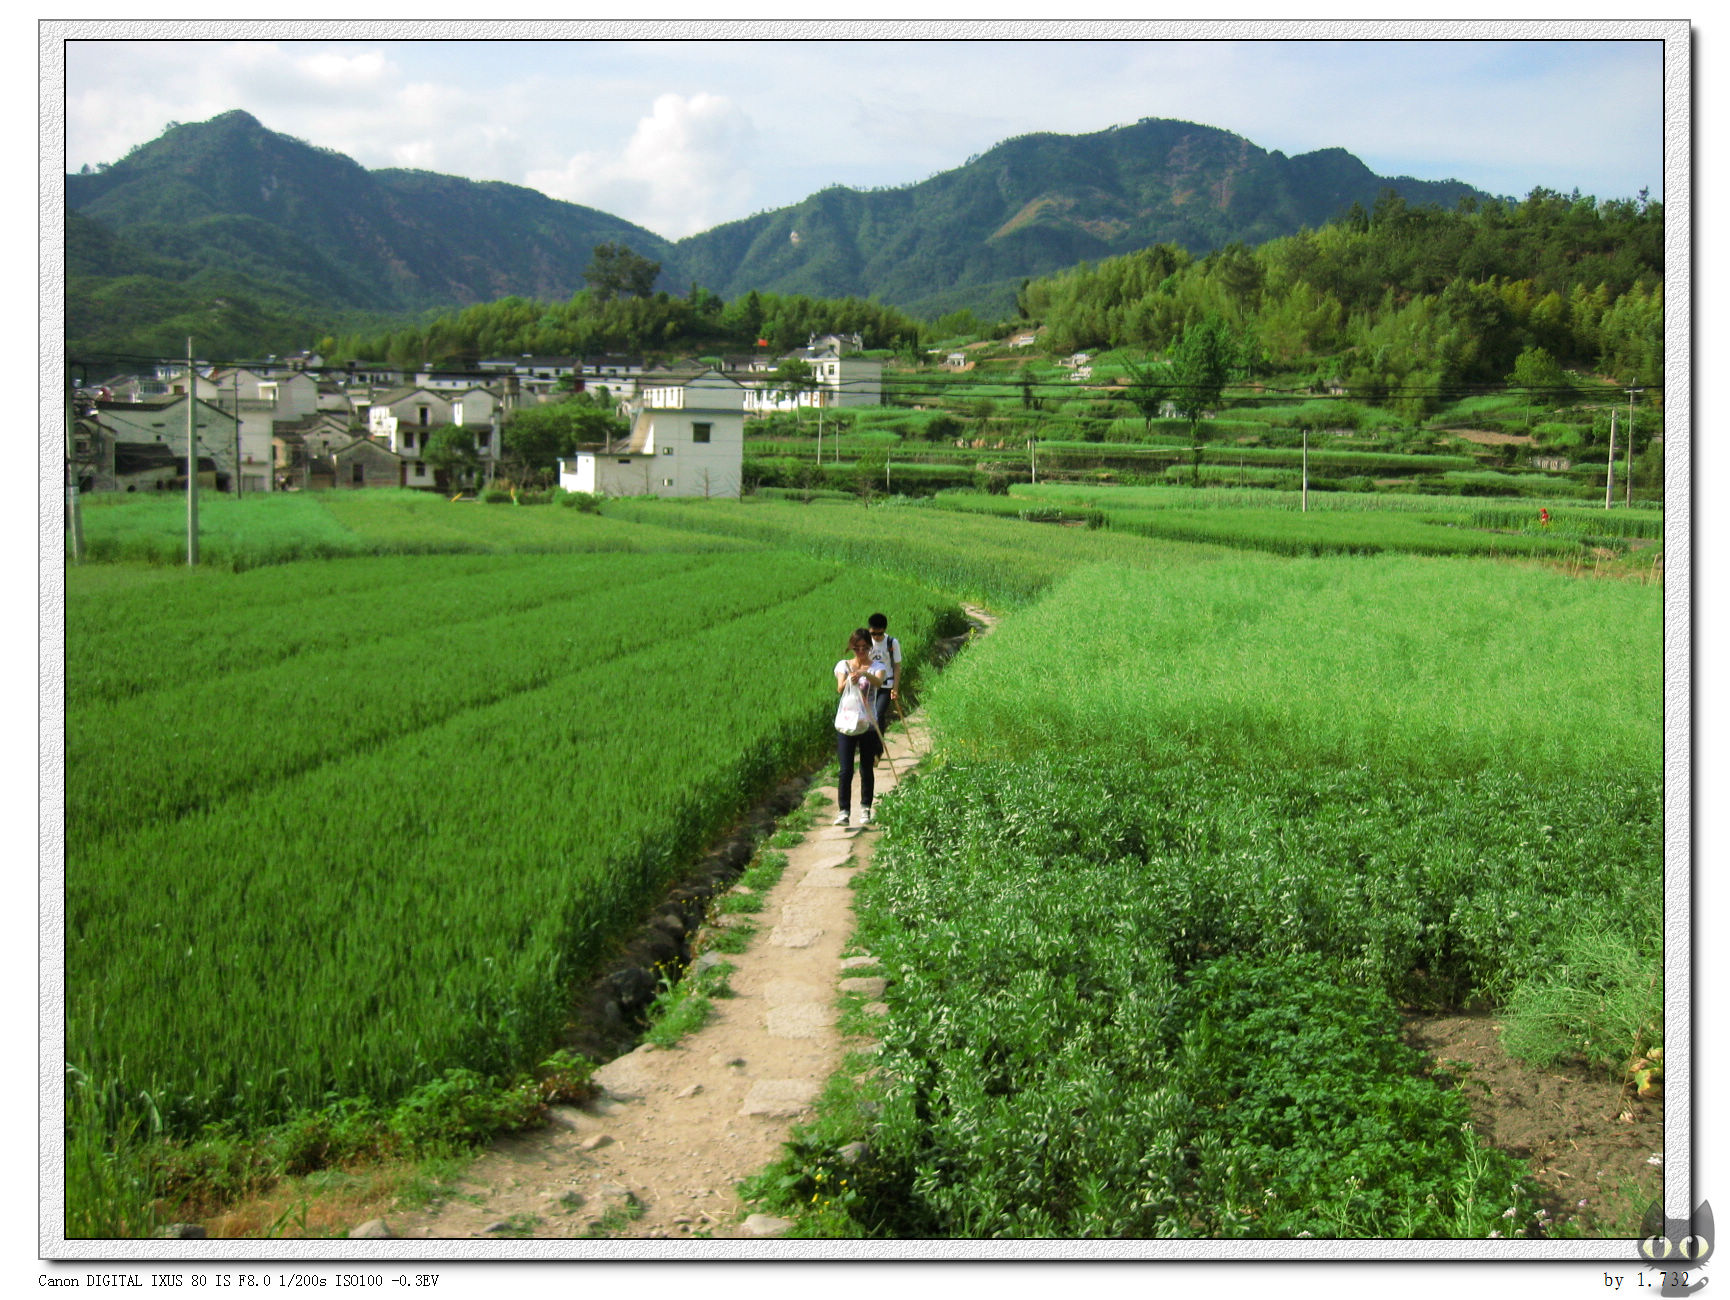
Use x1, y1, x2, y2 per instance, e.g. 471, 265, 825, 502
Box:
64, 523, 961, 1169
61, 487, 1665, 1239
819, 557, 1662, 1238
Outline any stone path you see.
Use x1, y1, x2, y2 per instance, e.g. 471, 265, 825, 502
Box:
379, 711, 933, 1243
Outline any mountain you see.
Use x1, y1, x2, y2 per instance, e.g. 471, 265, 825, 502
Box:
67, 110, 676, 316
65, 111, 1495, 353
674, 120, 1489, 315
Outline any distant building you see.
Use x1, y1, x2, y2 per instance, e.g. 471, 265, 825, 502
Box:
560, 370, 745, 499
742, 343, 883, 413
85, 396, 240, 493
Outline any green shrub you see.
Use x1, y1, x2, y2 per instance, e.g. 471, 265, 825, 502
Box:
386, 1069, 546, 1150
556, 488, 603, 512
1502, 921, 1662, 1072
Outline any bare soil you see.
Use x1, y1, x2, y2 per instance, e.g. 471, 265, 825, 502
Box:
1402, 1012, 1663, 1236
1444, 428, 1538, 446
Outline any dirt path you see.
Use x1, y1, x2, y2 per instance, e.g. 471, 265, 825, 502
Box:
378, 612, 992, 1243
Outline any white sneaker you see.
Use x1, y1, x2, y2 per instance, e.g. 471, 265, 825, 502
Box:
833, 813, 851, 827
858, 806, 874, 826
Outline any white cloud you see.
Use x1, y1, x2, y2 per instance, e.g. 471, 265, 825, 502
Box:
527, 92, 758, 238
296, 49, 391, 87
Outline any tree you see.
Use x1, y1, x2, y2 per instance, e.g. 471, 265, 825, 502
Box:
1507, 345, 1571, 434
768, 358, 819, 444
1166, 316, 1236, 487
501, 406, 578, 486
502, 400, 631, 486
854, 448, 888, 501
584, 242, 661, 303
423, 427, 480, 490
1507, 345, 1569, 394
1120, 355, 1174, 438
1017, 364, 1037, 411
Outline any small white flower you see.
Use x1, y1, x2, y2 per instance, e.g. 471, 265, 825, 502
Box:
1503, 1207, 1517, 1219
1648, 1155, 1664, 1167
1578, 1200, 1589, 1209
1488, 1231, 1502, 1239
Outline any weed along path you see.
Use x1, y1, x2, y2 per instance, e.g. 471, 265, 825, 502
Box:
378, 610, 994, 1243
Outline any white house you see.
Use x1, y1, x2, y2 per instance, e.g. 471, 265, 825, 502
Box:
741, 345, 883, 413
560, 370, 745, 499
194, 367, 322, 492
355, 386, 504, 488
88, 396, 241, 492
809, 347, 882, 409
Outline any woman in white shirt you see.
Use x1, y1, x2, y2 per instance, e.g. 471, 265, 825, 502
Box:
833, 628, 886, 827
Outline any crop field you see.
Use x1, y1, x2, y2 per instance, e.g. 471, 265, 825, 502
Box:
599, 496, 1241, 608
1007, 482, 1627, 514
830, 557, 1663, 1237
62, 487, 1668, 1240
70, 488, 756, 568
64, 544, 960, 1146
925, 488, 1657, 560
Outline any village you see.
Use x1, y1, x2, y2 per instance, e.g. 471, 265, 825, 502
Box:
67, 335, 886, 501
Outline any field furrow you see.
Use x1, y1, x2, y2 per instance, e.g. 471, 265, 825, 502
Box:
65, 553, 837, 846
65, 551, 960, 1135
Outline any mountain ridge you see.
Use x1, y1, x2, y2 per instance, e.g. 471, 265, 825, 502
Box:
66, 109, 1499, 352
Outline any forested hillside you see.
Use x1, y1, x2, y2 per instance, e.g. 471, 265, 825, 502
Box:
676, 120, 1486, 315
1017, 188, 1663, 406
315, 187, 1663, 416
66, 111, 1508, 360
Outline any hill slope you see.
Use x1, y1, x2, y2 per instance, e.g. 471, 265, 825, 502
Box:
66, 111, 1493, 353
673, 119, 1488, 314
67, 110, 677, 316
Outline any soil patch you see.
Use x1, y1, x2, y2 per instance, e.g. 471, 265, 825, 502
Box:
1444, 428, 1538, 446
1403, 1011, 1663, 1237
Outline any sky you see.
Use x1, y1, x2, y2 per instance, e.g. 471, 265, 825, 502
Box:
59, 31, 1667, 242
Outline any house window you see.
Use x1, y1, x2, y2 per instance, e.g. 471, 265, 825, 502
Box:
662, 477, 674, 487
692, 422, 712, 444
617, 458, 632, 465
353, 463, 365, 484
417, 406, 430, 426
661, 446, 674, 455
416, 461, 426, 475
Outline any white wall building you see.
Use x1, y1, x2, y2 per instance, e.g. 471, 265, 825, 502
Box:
741, 346, 883, 413
89, 396, 241, 492
194, 367, 322, 492
560, 370, 745, 499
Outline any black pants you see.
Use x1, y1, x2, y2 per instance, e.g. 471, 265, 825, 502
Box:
836, 729, 876, 814
873, 688, 894, 736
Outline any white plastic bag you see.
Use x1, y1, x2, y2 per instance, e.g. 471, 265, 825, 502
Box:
835, 680, 872, 735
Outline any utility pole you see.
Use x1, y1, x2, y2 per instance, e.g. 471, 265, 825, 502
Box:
232, 368, 242, 498
1302, 429, 1310, 512
65, 372, 84, 563
186, 338, 199, 566
1626, 385, 1643, 507
1605, 408, 1616, 509
1029, 437, 1037, 485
